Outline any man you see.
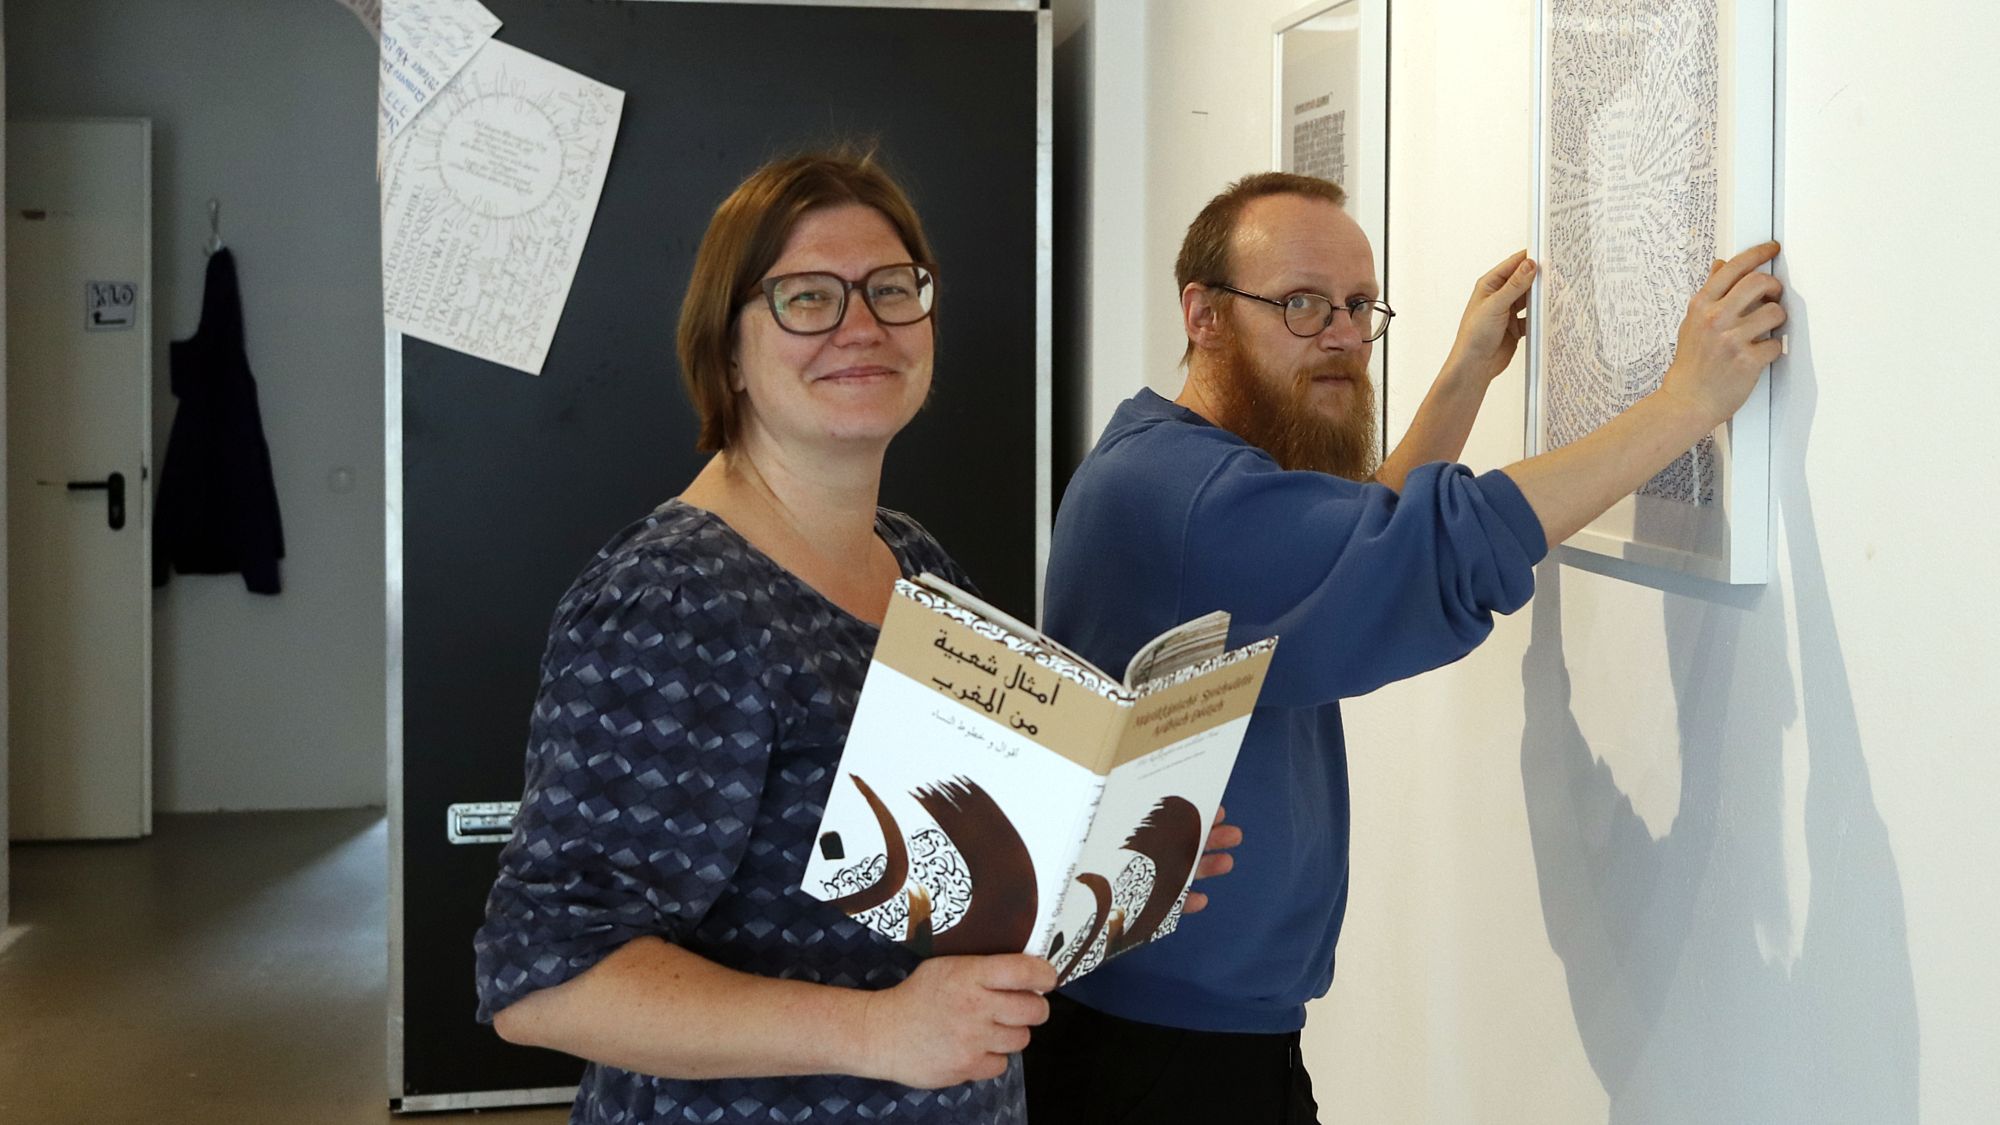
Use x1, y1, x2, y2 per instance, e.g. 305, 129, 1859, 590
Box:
1022, 172, 1783, 1122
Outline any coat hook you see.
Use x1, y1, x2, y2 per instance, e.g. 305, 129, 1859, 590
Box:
206, 197, 224, 255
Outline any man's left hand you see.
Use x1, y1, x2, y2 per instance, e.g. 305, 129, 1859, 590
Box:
1442, 250, 1537, 385
1180, 805, 1245, 916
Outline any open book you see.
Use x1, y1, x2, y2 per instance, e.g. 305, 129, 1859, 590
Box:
801, 575, 1275, 986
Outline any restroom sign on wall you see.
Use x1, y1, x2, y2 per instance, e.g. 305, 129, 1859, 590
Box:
85, 280, 138, 331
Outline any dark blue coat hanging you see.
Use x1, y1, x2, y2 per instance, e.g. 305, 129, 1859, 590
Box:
152, 247, 285, 594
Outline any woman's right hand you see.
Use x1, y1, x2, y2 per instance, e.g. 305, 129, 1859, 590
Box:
853, 954, 1056, 1089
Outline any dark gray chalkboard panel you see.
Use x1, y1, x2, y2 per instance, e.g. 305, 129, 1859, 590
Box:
391, 0, 1045, 1107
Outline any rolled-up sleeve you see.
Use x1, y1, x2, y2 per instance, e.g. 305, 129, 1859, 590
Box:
474, 573, 775, 1021
1185, 456, 1546, 708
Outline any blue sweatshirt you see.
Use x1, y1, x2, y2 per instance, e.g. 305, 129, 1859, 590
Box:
1043, 388, 1547, 1033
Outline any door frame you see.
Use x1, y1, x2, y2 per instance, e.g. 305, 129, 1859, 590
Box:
2, 0, 13, 928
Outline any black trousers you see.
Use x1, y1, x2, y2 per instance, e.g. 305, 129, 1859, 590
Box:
1023, 993, 1321, 1124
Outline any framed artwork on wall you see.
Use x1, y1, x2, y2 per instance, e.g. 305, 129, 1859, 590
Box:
1273, 0, 1389, 450
1526, 0, 1777, 585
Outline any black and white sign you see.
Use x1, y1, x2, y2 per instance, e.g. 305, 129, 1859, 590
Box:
85, 281, 138, 331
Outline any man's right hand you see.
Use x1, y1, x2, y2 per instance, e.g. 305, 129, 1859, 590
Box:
1657, 240, 1786, 424
1504, 240, 1787, 546
853, 953, 1056, 1089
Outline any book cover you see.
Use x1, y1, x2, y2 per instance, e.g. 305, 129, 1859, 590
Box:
800, 577, 1274, 982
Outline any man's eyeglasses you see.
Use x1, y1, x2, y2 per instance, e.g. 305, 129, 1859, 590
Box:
1208, 283, 1395, 342
751, 262, 938, 336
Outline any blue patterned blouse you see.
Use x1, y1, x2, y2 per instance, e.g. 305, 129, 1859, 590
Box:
474, 500, 1024, 1124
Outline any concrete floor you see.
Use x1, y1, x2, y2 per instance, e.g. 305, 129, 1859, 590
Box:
0, 810, 569, 1124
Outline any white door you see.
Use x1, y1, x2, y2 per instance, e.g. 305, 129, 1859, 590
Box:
5, 119, 153, 840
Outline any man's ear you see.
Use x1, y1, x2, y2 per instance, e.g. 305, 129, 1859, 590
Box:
1182, 282, 1225, 351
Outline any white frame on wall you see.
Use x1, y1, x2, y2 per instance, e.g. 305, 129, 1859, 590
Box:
1272, 0, 1389, 447
1526, 0, 1777, 586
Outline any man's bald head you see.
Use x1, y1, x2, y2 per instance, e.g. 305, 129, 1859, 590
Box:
1175, 172, 1349, 361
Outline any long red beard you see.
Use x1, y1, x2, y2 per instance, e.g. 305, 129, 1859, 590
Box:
1206, 311, 1380, 480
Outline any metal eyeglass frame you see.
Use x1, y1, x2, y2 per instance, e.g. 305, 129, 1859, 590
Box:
751, 261, 939, 336
1208, 282, 1396, 342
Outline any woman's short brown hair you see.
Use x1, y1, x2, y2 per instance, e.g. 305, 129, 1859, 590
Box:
676, 147, 936, 452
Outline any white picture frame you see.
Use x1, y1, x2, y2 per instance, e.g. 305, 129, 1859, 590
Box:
1273, 0, 1389, 446
1526, 0, 1777, 585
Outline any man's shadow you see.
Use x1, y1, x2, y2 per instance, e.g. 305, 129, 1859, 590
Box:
1519, 290, 1919, 1122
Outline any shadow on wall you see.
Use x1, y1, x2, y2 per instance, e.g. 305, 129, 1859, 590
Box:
1518, 290, 1919, 1123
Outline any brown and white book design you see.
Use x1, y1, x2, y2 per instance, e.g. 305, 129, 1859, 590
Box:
803, 575, 1275, 984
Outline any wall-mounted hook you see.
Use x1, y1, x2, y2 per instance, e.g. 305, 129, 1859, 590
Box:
206, 197, 224, 255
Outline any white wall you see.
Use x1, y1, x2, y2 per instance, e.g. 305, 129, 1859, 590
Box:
6, 0, 385, 811
1067, 0, 2000, 1119
1059, 0, 1154, 447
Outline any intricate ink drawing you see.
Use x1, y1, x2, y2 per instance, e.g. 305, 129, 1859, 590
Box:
1053, 796, 1203, 986
1543, 0, 1721, 504
822, 775, 1205, 985
833, 829, 975, 939
819, 775, 1037, 956
910, 779, 1038, 954
380, 38, 623, 375
1053, 873, 1114, 985
1108, 797, 1202, 952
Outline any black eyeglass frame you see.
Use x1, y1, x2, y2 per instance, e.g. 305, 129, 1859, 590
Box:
1207, 282, 1396, 342
748, 261, 940, 337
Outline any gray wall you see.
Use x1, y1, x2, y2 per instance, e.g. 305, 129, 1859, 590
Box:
6, 0, 384, 811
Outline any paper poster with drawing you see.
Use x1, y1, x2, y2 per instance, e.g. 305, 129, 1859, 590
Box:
380, 38, 624, 375
801, 577, 1274, 981
377, 0, 502, 151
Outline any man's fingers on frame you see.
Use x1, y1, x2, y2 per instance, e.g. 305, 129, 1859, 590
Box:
1708, 240, 1781, 296
1181, 891, 1209, 915
1722, 270, 1784, 313
1195, 852, 1235, 878
1480, 251, 1527, 291
1747, 302, 1787, 336
1206, 822, 1243, 848
1753, 272, 1786, 304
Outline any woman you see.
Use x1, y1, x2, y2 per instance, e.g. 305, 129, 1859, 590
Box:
474, 151, 1234, 1124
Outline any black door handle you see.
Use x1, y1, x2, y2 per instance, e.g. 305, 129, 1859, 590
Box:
66, 471, 126, 530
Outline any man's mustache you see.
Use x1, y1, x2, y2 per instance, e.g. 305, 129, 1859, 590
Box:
1296, 356, 1371, 384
